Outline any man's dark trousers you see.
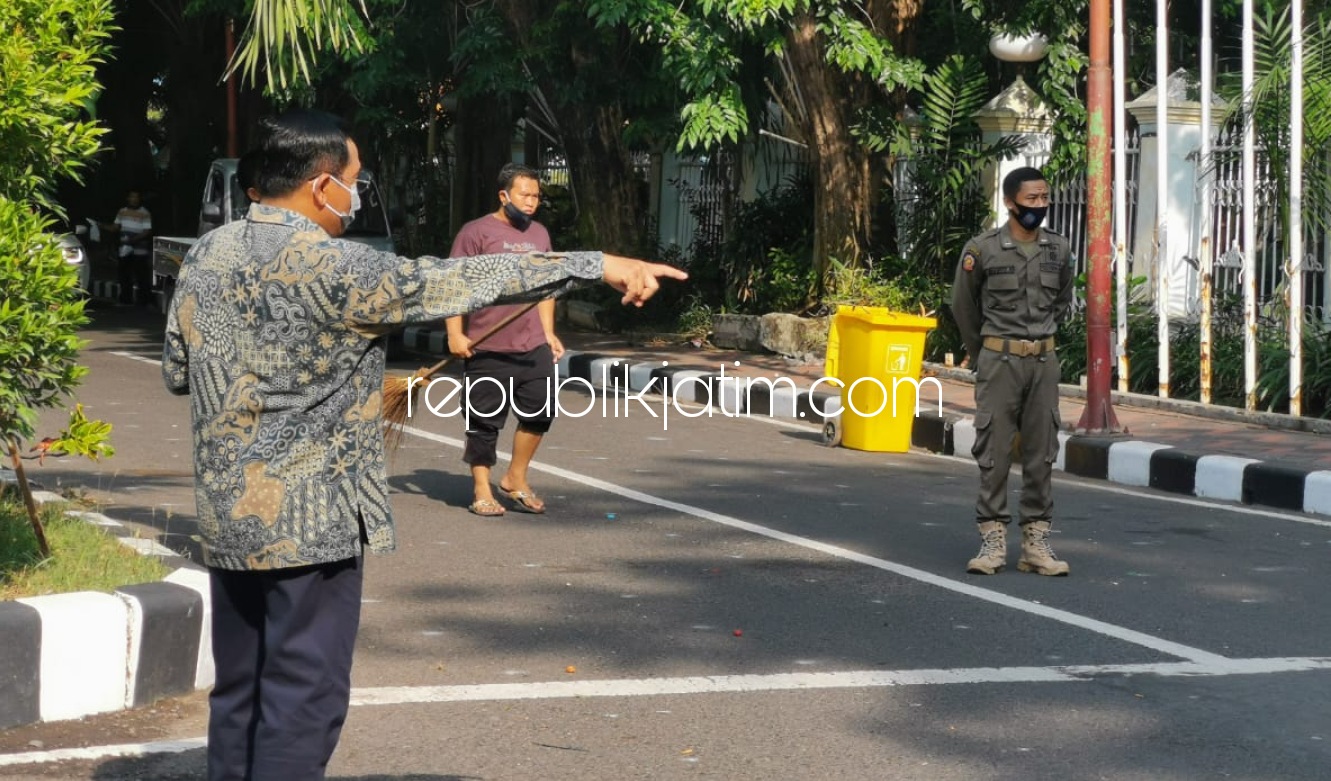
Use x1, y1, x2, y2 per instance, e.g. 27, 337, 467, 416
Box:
207, 556, 363, 781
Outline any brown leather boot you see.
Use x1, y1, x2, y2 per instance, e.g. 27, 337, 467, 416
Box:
1017, 520, 1070, 576
966, 521, 1007, 575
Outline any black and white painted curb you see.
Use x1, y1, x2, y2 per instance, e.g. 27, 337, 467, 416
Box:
914, 415, 1331, 516
0, 474, 212, 731
402, 325, 451, 355
541, 350, 1331, 518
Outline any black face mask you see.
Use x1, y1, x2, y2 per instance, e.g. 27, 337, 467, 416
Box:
503, 201, 533, 232
1011, 204, 1048, 231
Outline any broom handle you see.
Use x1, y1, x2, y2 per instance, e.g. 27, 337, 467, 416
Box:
415, 300, 544, 378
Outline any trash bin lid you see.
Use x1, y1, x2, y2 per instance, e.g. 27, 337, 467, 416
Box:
835, 305, 936, 330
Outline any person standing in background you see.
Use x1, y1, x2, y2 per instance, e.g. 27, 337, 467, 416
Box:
446, 164, 561, 517
950, 166, 1074, 577
112, 189, 152, 306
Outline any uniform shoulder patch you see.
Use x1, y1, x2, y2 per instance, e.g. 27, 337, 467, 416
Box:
962, 249, 977, 272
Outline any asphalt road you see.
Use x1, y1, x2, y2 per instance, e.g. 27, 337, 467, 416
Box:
3, 305, 1330, 780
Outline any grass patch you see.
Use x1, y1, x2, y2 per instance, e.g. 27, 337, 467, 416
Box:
0, 489, 169, 600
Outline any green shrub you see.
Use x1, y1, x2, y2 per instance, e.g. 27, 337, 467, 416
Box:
1057, 280, 1329, 417
1, 0, 116, 558
685, 174, 815, 314
1254, 322, 1331, 417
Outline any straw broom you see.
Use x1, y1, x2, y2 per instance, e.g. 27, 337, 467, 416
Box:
382, 300, 542, 451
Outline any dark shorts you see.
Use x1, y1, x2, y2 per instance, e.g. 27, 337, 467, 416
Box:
462, 344, 556, 466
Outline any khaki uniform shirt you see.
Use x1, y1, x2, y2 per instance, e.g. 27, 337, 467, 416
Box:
950, 224, 1075, 360
162, 204, 602, 570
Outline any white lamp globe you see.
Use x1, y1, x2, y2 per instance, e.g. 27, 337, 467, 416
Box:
989, 32, 1050, 63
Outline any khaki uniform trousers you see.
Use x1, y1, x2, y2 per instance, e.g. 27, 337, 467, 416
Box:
971, 346, 1062, 524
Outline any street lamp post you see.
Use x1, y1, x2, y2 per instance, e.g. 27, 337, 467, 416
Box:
1077, 0, 1124, 433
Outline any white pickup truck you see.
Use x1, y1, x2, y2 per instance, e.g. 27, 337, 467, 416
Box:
152, 157, 396, 312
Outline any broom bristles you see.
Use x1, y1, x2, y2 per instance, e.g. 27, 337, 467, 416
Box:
382, 368, 431, 452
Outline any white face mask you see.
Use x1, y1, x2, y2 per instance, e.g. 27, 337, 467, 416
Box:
315, 175, 361, 231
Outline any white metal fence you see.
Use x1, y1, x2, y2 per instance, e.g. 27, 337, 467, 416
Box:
1203, 126, 1330, 325
670, 155, 732, 254
1047, 128, 1142, 285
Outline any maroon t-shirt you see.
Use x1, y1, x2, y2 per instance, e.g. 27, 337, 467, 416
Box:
449, 214, 553, 353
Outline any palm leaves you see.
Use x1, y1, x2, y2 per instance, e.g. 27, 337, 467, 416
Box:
873, 55, 1021, 281
1223, 4, 1331, 238
226, 0, 370, 93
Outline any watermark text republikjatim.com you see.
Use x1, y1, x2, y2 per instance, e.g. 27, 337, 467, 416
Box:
406, 360, 943, 431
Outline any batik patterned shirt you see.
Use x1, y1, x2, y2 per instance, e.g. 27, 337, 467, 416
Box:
162, 204, 602, 570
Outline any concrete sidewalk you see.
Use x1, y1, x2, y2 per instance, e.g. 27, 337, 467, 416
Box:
399, 325, 1331, 517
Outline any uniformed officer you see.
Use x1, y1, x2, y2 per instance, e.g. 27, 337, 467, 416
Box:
950, 166, 1074, 576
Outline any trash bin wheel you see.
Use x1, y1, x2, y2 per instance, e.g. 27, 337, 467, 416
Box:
821, 418, 842, 447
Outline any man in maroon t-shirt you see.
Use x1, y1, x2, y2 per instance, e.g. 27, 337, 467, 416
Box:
446, 164, 563, 516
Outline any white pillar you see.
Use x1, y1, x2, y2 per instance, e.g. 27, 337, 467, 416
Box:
974, 76, 1054, 229
1156, 0, 1171, 395
1125, 69, 1208, 319
1242, 0, 1258, 410
1289, 0, 1304, 416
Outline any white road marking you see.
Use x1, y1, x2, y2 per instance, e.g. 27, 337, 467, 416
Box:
7, 656, 1331, 767
350, 656, 1331, 706
401, 425, 1227, 664
111, 350, 160, 366
0, 737, 207, 767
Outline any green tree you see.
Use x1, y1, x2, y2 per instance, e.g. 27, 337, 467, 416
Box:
229, 1, 677, 254
0, 0, 116, 557
227, 1, 934, 286
587, 0, 928, 298
1222, 4, 1331, 266
870, 55, 1023, 283
484, 1, 680, 253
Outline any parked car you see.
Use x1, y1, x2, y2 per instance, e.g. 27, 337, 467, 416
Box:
57, 225, 91, 294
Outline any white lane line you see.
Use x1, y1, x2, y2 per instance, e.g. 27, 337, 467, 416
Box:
0, 737, 207, 767
8, 656, 1331, 766
921, 451, 1331, 528
351, 655, 1331, 707
111, 350, 160, 366
353, 667, 1073, 707
401, 424, 1227, 665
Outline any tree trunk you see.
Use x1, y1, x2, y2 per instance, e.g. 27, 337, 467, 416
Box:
7, 438, 50, 560
784, 13, 881, 298
557, 99, 646, 253
495, 0, 647, 254
449, 93, 515, 235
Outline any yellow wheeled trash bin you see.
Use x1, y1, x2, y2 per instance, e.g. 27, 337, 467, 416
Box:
822, 305, 937, 452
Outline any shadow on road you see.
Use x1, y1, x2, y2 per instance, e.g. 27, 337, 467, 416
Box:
87, 749, 484, 780
388, 469, 474, 509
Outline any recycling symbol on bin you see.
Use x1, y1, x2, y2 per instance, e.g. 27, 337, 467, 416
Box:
887, 345, 911, 374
